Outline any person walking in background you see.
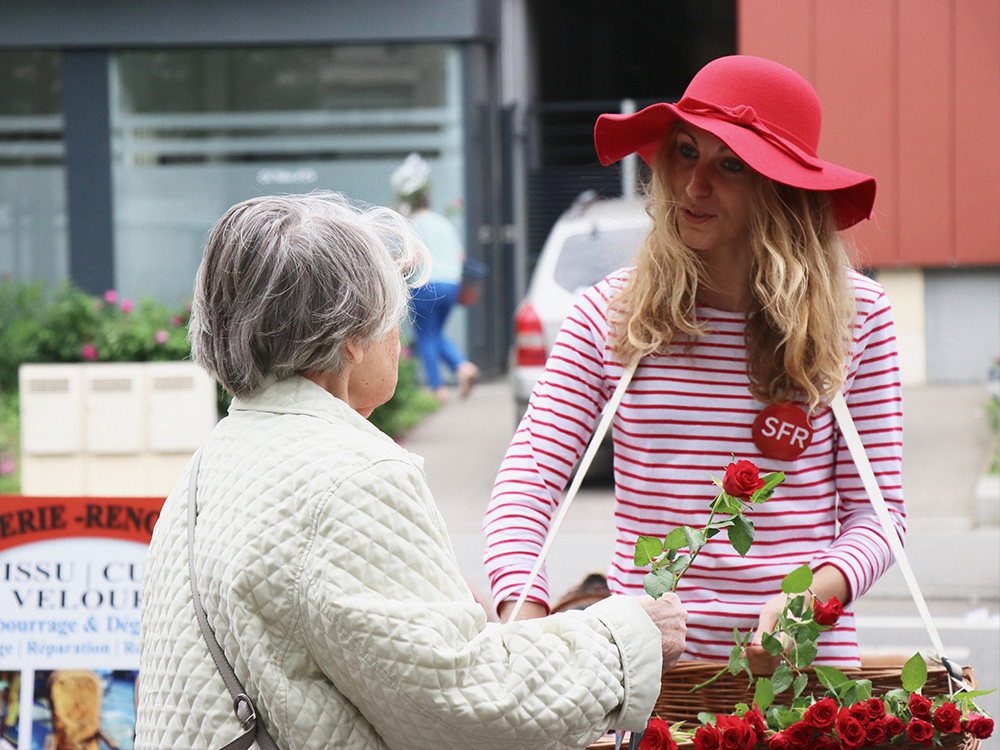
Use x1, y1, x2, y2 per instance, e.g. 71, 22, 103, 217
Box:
484, 55, 904, 672
391, 152, 478, 403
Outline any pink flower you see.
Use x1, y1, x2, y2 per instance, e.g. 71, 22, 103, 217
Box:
120, 298, 134, 313
155, 330, 169, 345
104, 289, 118, 304
81, 343, 99, 361
0, 458, 16, 476
170, 314, 184, 327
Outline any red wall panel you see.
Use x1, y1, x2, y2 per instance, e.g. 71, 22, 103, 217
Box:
814, 1, 896, 268
737, 0, 1000, 269
898, 1, 953, 266
737, 0, 814, 79
954, 0, 1000, 265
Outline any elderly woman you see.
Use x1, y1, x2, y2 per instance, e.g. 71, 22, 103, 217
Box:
135, 192, 686, 750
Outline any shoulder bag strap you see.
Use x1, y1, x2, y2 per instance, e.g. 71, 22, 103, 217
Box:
187, 449, 281, 750
505, 359, 639, 622
830, 392, 970, 692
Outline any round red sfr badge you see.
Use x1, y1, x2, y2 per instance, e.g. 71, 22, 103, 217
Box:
752, 403, 813, 461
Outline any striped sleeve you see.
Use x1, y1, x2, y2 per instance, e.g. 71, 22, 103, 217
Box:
812, 273, 906, 600
482, 277, 622, 611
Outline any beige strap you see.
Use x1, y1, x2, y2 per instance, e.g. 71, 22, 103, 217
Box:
188, 449, 280, 750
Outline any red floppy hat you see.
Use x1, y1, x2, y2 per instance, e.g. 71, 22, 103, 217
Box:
594, 55, 876, 229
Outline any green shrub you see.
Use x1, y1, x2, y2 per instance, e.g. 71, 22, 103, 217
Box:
0, 279, 439, 493
369, 348, 441, 438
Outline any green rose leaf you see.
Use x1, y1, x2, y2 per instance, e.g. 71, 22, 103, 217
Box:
683, 526, 706, 553
771, 664, 794, 696
750, 471, 785, 504
728, 513, 755, 557
754, 678, 775, 712
813, 665, 850, 694
710, 493, 742, 515
792, 641, 818, 669
761, 631, 783, 656
662, 527, 689, 550
901, 652, 928, 693
643, 569, 674, 600
793, 672, 809, 698
665, 554, 691, 574
781, 564, 813, 595
634, 536, 663, 567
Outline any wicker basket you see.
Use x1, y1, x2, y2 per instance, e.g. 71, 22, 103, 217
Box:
588, 658, 980, 749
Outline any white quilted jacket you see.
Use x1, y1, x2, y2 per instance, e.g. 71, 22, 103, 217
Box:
136, 376, 662, 750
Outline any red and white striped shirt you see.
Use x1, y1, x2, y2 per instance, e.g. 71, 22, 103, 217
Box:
484, 268, 905, 665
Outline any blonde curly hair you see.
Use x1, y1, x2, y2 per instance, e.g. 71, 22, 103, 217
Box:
610, 127, 855, 410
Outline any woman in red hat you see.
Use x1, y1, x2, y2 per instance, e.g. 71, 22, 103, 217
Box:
484, 55, 904, 669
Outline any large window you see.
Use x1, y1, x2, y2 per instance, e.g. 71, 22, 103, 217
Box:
0, 51, 66, 287
110, 45, 466, 306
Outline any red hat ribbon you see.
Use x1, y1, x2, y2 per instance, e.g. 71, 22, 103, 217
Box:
677, 96, 824, 171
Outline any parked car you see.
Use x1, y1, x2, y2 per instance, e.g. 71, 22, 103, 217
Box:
511, 193, 651, 424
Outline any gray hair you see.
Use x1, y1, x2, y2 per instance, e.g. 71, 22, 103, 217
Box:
189, 191, 428, 397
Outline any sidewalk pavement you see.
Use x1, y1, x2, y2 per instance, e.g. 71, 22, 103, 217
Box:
397, 379, 1000, 606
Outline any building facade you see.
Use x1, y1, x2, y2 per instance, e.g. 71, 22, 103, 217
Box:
1, 0, 997, 384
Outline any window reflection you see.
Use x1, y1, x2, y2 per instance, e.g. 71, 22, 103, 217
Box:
111, 45, 465, 306
0, 51, 67, 286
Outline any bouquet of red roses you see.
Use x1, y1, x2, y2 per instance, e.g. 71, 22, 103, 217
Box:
626, 459, 995, 750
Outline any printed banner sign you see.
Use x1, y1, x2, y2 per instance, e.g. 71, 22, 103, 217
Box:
0, 495, 164, 750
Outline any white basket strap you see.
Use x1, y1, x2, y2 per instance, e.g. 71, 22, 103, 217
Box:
505, 359, 639, 622
831, 391, 968, 690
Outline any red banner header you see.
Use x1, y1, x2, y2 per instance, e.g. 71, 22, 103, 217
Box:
0, 495, 165, 553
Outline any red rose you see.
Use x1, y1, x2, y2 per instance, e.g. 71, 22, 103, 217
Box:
785, 721, 814, 747
835, 714, 866, 750
804, 698, 838, 731
640, 718, 678, 750
810, 736, 839, 750
863, 697, 886, 721
933, 702, 962, 734
883, 716, 906, 737
744, 706, 767, 745
693, 723, 723, 750
765, 733, 790, 750
811, 596, 843, 627
964, 714, 995, 740
908, 693, 932, 721
906, 718, 935, 746
722, 460, 766, 500
864, 720, 887, 746
847, 703, 868, 723
716, 715, 755, 750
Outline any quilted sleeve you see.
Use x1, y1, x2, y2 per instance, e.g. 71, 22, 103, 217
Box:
299, 457, 662, 750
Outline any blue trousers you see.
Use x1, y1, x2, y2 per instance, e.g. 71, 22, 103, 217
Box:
410, 282, 465, 390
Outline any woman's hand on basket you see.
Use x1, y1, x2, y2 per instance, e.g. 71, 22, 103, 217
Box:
747, 592, 788, 674
638, 593, 688, 673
